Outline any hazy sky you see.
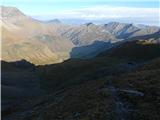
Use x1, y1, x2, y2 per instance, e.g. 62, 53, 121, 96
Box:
1, 0, 160, 25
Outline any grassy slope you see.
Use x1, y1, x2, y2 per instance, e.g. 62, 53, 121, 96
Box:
1, 61, 45, 117
33, 41, 160, 120
99, 40, 160, 61
111, 58, 160, 120
37, 57, 124, 91
22, 79, 115, 120
9, 57, 160, 120
2, 40, 160, 120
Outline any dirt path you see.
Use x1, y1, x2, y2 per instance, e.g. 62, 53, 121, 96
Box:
108, 80, 132, 120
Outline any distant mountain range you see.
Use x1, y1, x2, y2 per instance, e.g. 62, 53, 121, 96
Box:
45, 19, 61, 24
1, 6, 160, 65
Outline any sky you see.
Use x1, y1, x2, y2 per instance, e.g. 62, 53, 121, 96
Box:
1, 0, 160, 26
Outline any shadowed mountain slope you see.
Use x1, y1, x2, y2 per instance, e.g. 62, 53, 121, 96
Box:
98, 37, 160, 62
2, 46, 160, 120
70, 41, 114, 58
1, 60, 45, 116
1, 29, 160, 119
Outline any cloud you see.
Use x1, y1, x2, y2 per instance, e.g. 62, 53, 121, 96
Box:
31, 5, 159, 26
2, 0, 158, 3
2, 0, 159, 25
49, 5, 159, 20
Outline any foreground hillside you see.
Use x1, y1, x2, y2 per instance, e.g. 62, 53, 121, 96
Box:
111, 58, 160, 120
1, 60, 45, 116
2, 39, 160, 120
2, 58, 160, 120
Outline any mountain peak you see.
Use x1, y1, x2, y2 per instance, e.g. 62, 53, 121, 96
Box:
1, 6, 26, 19
1, 6, 18, 11
105, 22, 135, 30
47, 19, 61, 24
107, 22, 132, 26
85, 22, 94, 26
106, 22, 123, 26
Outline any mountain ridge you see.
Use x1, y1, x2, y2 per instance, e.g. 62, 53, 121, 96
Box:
1, 6, 160, 65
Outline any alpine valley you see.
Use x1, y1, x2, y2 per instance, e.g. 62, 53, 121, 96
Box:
1, 6, 160, 120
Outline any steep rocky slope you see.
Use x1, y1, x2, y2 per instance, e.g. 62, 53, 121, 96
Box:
61, 23, 117, 46
1, 6, 74, 65
103, 22, 159, 39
